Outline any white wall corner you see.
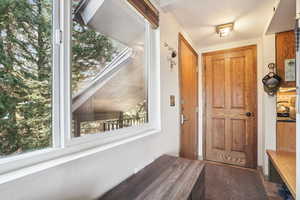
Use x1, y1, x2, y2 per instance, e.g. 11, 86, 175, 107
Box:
261, 34, 277, 175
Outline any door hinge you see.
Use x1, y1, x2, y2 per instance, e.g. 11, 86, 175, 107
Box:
55, 29, 62, 45
196, 67, 199, 73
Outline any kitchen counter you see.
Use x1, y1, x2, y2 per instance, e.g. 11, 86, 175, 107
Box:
277, 117, 296, 122
267, 150, 296, 199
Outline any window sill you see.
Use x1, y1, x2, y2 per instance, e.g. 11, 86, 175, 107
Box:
0, 128, 160, 185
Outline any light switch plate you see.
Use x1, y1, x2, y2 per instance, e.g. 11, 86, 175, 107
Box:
170, 95, 175, 107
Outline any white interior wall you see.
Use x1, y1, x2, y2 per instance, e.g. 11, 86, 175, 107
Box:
261, 34, 277, 175
197, 36, 277, 174
0, 11, 196, 200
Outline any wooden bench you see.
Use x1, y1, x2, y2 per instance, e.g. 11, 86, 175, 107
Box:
267, 150, 296, 199
99, 155, 205, 200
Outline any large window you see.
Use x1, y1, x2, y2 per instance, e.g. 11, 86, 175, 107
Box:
0, 0, 53, 157
0, 0, 158, 178
71, 0, 149, 138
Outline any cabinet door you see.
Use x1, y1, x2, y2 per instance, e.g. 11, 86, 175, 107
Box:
277, 122, 296, 152
276, 31, 296, 87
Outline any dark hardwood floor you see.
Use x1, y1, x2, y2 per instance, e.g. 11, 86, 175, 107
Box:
263, 181, 284, 200
204, 162, 268, 200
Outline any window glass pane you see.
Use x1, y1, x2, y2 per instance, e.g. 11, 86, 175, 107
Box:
0, 0, 53, 157
72, 0, 148, 137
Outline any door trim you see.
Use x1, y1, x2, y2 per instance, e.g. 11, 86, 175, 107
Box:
202, 45, 258, 168
178, 33, 199, 159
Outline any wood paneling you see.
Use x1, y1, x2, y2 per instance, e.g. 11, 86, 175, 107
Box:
212, 59, 225, 108
127, 0, 159, 29
276, 30, 295, 87
267, 150, 296, 199
277, 122, 296, 152
231, 119, 246, 152
230, 57, 245, 108
99, 155, 205, 200
179, 33, 198, 160
212, 118, 226, 150
203, 45, 257, 168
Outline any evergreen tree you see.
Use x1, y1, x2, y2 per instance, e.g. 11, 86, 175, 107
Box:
0, 0, 117, 156
72, 3, 117, 92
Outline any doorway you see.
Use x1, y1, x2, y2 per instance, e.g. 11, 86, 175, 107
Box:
203, 45, 257, 168
179, 33, 199, 160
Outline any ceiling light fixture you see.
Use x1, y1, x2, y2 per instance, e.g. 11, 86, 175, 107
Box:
216, 23, 234, 37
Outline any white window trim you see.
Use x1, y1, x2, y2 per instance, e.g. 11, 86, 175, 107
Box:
0, 0, 161, 184
0, 129, 160, 184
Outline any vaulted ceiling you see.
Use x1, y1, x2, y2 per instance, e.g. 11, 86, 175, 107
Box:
160, 0, 278, 49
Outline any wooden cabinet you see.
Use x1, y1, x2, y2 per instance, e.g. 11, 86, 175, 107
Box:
277, 122, 296, 152
276, 31, 296, 87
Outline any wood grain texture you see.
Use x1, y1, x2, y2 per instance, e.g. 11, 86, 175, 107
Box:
230, 56, 245, 108
99, 155, 205, 200
212, 59, 225, 108
179, 33, 199, 160
231, 119, 246, 152
276, 30, 295, 87
267, 150, 296, 199
276, 122, 296, 152
212, 118, 225, 150
127, 0, 159, 28
203, 45, 257, 168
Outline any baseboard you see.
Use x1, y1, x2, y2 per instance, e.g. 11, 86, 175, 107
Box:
198, 155, 204, 160
257, 166, 268, 182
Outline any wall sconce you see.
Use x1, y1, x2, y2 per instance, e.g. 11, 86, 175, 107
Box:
164, 42, 177, 70
216, 22, 234, 37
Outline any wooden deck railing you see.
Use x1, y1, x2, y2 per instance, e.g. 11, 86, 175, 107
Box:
103, 116, 147, 131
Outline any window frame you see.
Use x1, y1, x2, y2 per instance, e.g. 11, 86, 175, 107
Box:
0, 0, 160, 183
63, 0, 159, 146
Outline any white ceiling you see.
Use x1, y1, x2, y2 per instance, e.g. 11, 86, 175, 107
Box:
160, 0, 278, 49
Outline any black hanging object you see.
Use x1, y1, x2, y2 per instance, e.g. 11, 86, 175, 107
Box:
262, 63, 281, 96
171, 51, 177, 58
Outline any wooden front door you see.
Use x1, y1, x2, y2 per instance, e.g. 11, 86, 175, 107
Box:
179, 33, 199, 160
203, 45, 257, 168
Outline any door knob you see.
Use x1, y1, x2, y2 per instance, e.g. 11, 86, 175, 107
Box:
245, 112, 252, 117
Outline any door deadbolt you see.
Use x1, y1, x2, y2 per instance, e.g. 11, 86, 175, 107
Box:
245, 112, 252, 117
